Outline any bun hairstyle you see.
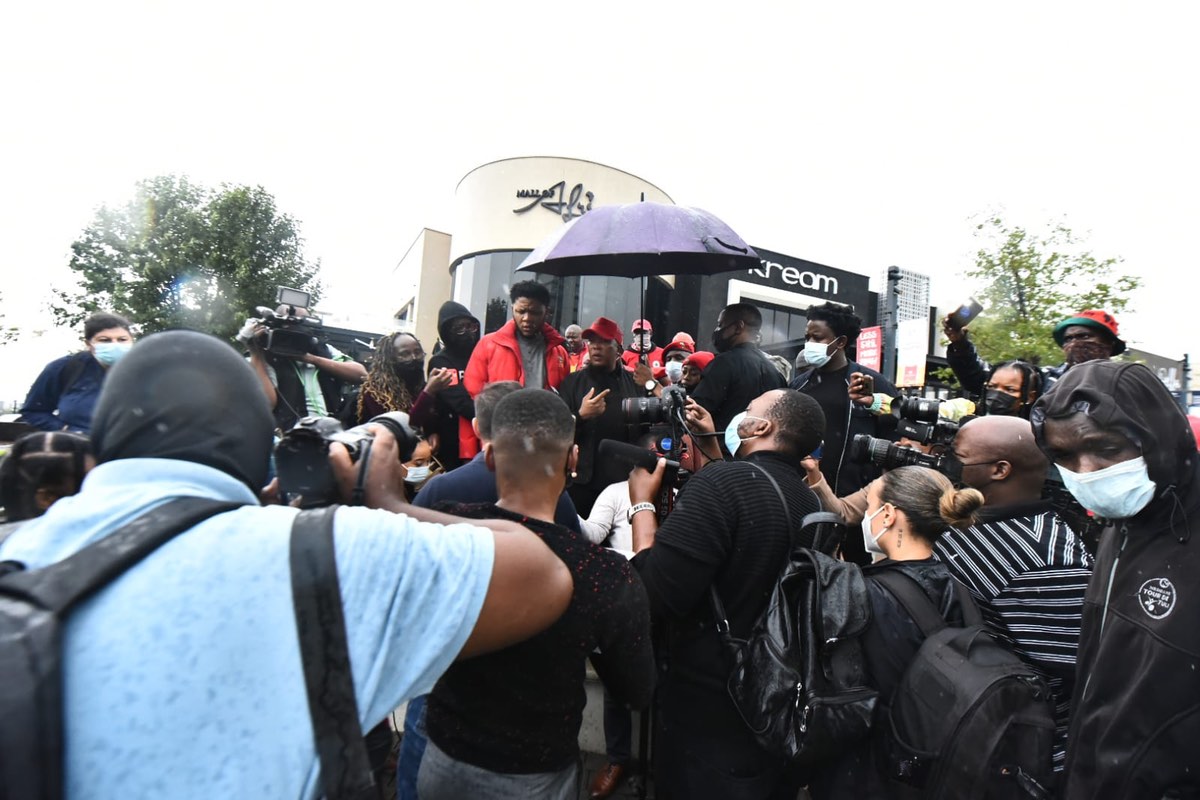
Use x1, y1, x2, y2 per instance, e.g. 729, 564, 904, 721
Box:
878, 466, 984, 542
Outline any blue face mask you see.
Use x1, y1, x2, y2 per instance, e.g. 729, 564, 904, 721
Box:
1058, 456, 1156, 520
803, 340, 834, 369
93, 341, 132, 367
724, 412, 768, 457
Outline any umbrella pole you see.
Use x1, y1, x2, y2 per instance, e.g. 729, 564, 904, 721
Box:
641, 274, 648, 365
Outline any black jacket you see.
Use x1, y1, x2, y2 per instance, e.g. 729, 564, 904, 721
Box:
268, 345, 345, 431
557, 363, 641, 488
791, 360, 896, 491
1032, 361, 1200, 799
691, 342, 786, 433
427, 301, 478, 470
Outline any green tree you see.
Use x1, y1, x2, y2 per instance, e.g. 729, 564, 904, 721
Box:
52, 176, 321, 342
960, 216, 1141, 365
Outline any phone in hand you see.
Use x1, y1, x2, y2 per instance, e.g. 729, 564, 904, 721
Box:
858, 375, 875, 397
946, 298, 984, 330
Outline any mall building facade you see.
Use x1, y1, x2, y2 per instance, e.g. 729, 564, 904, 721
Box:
395, 156, 882, 364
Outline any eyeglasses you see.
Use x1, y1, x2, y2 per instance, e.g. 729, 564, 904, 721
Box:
394, 351, 426, 362
450, 321, 480, 336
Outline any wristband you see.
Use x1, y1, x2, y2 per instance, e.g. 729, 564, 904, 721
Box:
627, 502, 656, 522
868, 393, 885, 414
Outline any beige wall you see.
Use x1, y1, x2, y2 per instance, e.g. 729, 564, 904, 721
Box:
392, 229, 452, 350
449, 156, 674, 268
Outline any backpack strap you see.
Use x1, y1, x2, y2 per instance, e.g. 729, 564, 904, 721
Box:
289, 506, 377, 800
869, 569, 954, 638
0, 497, 243, 613
709, 460, 797, 638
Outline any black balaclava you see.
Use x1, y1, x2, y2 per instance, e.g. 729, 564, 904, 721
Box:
91, 329, 276, 492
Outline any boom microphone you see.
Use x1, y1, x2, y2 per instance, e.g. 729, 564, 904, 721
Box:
597, 440, 680, 472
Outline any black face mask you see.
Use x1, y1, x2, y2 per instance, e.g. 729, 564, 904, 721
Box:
711, 326, 734, 353
446, 331, 479, 352
396, 360, 425, 378
983, 389, 1019, 416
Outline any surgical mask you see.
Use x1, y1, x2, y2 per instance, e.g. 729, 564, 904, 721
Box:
861, 506, 888, 556
93, 342, 132, 367
983, 389, 1019, 415
803, 340, 834, 369
723, 412, 767, 457
665, 361, 684, 383
1058, 457, 1156, 520
404, 465, 432, 485
634, 333, 652, 351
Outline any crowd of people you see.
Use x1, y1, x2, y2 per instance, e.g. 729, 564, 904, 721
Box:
2, 285, 1197, 800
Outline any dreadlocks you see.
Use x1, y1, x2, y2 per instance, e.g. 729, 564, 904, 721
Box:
358, 333, 423, 420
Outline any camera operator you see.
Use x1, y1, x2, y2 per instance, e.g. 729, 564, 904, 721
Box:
627, 388, 823, 799
0, 329, 573, 799
558, 317, 643, 516
241, 304, 366, 431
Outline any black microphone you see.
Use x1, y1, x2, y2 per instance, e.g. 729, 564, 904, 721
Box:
597, 440, 680, 472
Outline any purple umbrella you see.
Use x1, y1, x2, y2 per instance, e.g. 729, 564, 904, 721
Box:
515, 201, 760, 278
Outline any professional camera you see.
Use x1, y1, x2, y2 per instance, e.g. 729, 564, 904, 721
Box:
622, 385, 688, 426
892, 395, 963, 447
848, 434, 962, 482
253, 286, 325, 359
274, 411, 420, 507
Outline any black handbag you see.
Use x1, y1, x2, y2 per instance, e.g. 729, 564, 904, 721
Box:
710, 462, 877, 764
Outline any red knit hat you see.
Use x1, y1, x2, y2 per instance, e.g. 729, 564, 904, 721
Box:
1052, 309, 1126, 355
684, 351, 716, 371
582, 316, 623, 345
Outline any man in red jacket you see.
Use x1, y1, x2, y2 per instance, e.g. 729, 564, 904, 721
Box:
621, 319, 665, 371
465, 281, 569, 396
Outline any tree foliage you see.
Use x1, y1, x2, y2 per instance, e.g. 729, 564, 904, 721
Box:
53, 176, 321, 343
961, 217, 1141, 365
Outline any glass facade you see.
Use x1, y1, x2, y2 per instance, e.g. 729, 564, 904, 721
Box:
756, 299, 810, 347
453, 251, 673, 336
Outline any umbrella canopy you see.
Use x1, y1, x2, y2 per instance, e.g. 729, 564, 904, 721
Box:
516, 201, 760, 278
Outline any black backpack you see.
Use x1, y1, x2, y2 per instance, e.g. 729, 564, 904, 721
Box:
871, 571, 1056, 800
710, 462, 876, 764
0, 499, 376, 800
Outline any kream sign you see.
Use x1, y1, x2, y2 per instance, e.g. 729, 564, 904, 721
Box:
747, 259, 840, 295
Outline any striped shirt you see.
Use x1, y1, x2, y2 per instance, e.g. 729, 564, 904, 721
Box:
934, 500, 1092, 771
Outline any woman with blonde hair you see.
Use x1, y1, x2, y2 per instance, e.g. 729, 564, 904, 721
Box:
810, 466, 985, 798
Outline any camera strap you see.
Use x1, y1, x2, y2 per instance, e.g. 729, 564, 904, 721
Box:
350, 439, 373, 506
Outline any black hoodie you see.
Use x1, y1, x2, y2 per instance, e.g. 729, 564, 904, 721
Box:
427, 301, 479, 470
1032, 361, 1200, 799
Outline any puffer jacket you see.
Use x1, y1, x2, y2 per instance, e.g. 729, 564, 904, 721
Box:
463, 320, 569, 395
1032, 361, 1200, 799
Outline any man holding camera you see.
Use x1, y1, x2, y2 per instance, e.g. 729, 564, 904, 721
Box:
627, 388, 824, 799
241, 304, 366, 431
0, 330, 574, 800
558, 317, 643, 516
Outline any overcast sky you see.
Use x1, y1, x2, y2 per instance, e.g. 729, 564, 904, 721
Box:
2, 1, 1196, 402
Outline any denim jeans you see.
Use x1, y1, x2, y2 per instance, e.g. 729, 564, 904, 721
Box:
395, 695, 428, 800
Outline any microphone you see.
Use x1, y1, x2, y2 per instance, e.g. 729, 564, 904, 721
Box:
597, 440, 680, 472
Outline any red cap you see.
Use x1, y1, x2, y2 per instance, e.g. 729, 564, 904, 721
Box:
582, 316, 623, 345
632, 318, 652, 333
662, 332, 696, 357
684, 351, 716, 371
1052, 309, 1126, 355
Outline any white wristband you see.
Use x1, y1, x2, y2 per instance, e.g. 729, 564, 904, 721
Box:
627, 502, 656, 522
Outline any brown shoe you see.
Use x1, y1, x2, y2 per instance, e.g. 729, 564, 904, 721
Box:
589, 762, 627, 798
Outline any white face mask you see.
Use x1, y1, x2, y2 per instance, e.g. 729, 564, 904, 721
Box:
404, 465, 432, 486
665, 361, 684, 383
723, 412, 768, 457
1058, 456, 1156, 520
803, 340, 834, 369
861, 505, 889, 556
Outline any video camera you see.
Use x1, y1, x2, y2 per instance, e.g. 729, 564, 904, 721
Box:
274, 411, 420, 508
892, 395, 964, 447
848, 434, 963, 483
253, 287, 325, 359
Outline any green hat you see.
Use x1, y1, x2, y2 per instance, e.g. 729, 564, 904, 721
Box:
1052, 310, 1126, 355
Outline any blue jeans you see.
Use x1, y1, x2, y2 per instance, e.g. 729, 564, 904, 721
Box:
395, 695, 428, 800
